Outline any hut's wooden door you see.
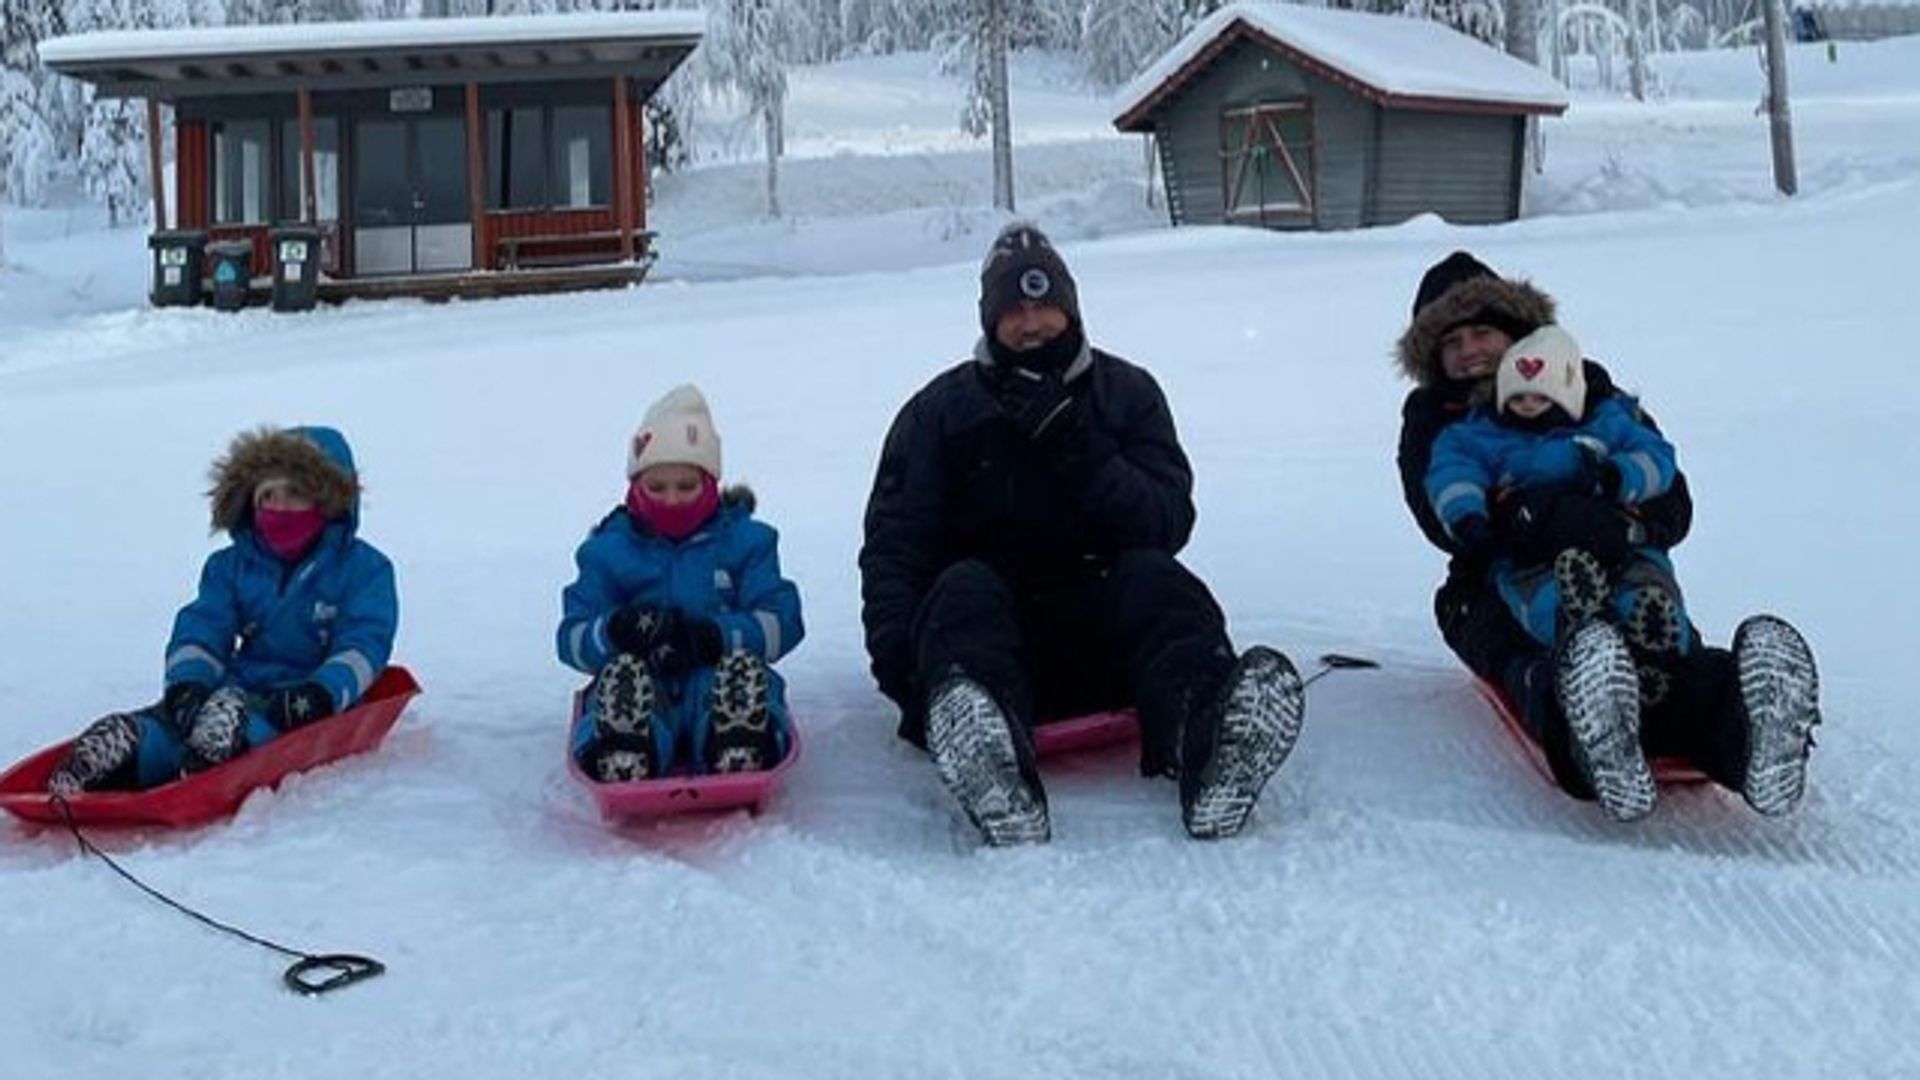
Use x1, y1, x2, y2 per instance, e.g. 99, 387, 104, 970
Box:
1220, 103, 1315, 227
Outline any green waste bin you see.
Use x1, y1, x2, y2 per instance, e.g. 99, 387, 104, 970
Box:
148, 230, 208, 308
207, 240, 254, 313
270, 227, 323, 313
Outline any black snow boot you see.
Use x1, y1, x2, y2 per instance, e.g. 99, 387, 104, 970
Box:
590, 653, 658, 783
182, 687, 251, 773
705, 652, 781, 773
1733, 615, 1821, 816
48, 713, 143, 795
926, 670, 1049, 846
1179, 646, 1307, 840
1553, 547, 1611, 630
1554, 620, 1655, 822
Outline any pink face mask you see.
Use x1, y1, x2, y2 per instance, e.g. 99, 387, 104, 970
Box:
255, 506, 329, 562
626, 473, 720, 540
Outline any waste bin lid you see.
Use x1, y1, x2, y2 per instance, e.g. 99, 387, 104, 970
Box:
208, 240, 254, 257
148, 229, 209, 248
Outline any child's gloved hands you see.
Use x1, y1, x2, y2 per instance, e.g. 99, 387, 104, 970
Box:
650, 617, 724, 680
266, 682, 335, 731
159, 681, 211, 737
1495, 488, 1633, 569
609, 603, 724, 679
608, 603, 674, 656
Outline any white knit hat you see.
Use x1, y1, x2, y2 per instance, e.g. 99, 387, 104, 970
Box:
628, 384, 723, 479
1497, 325, 1588, 421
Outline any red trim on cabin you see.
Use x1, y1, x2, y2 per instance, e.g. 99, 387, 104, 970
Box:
631, 98, 648, 233
176, 120, 210, 230
1113, 19, 1567, 132
613, 75, 634, 262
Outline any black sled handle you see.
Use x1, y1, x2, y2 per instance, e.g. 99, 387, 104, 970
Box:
1302, 653, 1380, 688
285, 953, 386, 996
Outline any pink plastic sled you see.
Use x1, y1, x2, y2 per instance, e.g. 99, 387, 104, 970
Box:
567, 690, 802, 821
0, 666, 422, 829
1473, 676, 1707, 785
1032, 709, 1139, 760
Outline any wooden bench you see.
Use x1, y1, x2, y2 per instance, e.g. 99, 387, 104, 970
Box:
496, 230, 656, 271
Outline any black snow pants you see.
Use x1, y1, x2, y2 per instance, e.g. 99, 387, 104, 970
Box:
909, 550, 1237, 778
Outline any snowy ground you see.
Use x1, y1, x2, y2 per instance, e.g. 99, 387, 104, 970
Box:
3, 38, 1920, 1080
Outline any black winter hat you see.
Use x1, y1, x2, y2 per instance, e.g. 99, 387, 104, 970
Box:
1411, 250, 1498, 317
979, 222, 1080, 336
1410, 249, 1537, 343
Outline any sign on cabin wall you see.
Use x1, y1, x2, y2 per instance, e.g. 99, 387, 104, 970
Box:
389, 87, 434, 113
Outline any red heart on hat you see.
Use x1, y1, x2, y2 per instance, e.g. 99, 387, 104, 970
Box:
1516, 357, 1545, 380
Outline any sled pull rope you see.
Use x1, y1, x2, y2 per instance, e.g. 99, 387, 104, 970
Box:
52, 794, 386, 996
1302, 653, 1380, 689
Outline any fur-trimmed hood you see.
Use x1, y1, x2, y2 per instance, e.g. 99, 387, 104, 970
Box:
1395, 275, 1557, 388
208, 426, 361, 534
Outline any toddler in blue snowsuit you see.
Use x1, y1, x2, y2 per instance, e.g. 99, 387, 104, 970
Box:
559, 384, 804, 782
1424, 325, 1693, 670
50, 426, 399, 794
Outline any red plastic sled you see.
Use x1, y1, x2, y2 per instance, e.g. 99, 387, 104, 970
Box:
1032, 709, 1138, 760
567, 691, 801, 821
1473, 677, 1707, 785
0, 666, 422, 829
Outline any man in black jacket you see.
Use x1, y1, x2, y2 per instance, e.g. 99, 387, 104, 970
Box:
1395, 250, 1820, 818
860, 223, 1305, 845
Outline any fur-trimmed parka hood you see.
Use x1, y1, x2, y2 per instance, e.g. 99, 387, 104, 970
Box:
208, 426, 361, 534
1395, 275, 1557, 388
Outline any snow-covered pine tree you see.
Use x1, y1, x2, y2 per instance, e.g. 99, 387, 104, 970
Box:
2, 0, 68, 243
71, 0, 153, 225
700, 0, 806, 215
1079, 0, 1183, 86
1506, 0, 1539, 62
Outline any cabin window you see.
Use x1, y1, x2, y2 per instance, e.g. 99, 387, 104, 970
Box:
212, 120, 271, 225
276, 117, 340, 222
550, 105, 611, 209
1220, 102, 1314, 223
487, 107, 548, 210
485, 103, 610, 211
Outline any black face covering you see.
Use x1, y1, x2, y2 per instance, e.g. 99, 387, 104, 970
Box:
990, 321, 1084, 379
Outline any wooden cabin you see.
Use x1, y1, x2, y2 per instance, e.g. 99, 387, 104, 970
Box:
41, 13, 702, 304
1113, 4, 1569, 230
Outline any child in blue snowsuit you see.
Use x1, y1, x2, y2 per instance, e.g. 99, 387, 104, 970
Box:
49, 426, 399, 794
559, 384, 804, 782
1424, 325, 1692, 673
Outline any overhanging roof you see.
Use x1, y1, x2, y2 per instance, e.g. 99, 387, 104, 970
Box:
1114, 3, 1568, 132
39, 12, 704, 100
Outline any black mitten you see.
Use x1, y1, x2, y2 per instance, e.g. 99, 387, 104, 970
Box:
266, 681, 335, 731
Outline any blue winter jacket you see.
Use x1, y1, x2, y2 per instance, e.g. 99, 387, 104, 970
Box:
557, 493, 804, 675
163, 427, 399, 712
1425, 396, 1678, 540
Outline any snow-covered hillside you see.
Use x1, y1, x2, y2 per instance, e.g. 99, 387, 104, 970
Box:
2, 38, 1918, 1080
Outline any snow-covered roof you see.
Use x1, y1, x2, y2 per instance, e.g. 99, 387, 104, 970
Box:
40, 12, 704, 100
41, 12, 703, 66
1113, 3, 1569, 130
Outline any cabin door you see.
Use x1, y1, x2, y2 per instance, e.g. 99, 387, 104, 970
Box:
352, 115, 471, 276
